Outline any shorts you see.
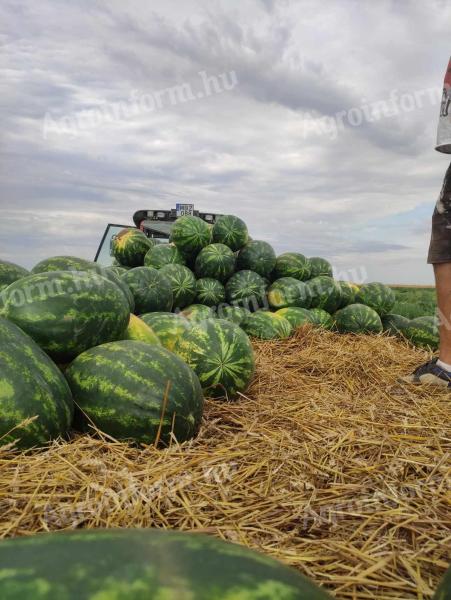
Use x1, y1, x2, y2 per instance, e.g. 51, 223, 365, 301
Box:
427, 161, 451, 264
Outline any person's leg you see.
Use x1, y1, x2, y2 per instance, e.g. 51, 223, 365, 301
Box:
434, 262, 451, 364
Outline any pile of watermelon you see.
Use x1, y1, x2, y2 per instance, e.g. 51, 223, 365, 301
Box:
0, 214, 439, 450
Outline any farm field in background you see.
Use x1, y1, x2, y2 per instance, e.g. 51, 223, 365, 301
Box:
390, 285, 437, 318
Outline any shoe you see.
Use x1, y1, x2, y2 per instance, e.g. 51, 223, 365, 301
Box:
399, 358, 451, 387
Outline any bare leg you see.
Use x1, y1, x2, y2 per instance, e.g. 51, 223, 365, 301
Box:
434, 263, 451, 363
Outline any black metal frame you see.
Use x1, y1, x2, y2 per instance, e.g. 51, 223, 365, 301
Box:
94, 223, 132, 262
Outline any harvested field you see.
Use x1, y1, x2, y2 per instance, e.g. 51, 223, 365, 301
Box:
0, 327, 450, 599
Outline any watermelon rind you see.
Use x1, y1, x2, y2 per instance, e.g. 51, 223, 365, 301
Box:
236, 240, 277, 278
308, 257, 333, 278
309, 308, 334, 330
112, 229, 155, 267
307, 276, 342, 313
356, 282, 396, 316
267, 277, 311, 309
336, 281, 357, 309
144, 243, 186, 269
195, 278, 226, 307
216, 305, 251, 325
121, 314, 161, 346
225, 270, 267, 311
160, 264, 197, 309
404, 316, 439, 350
169, 215, 212, 256
194, 243, 236, 282
0, 316, 73, 449
140, 312, 192, 352
334, 303, 383, 334
381, 313, 410, 337
241, 311, 293, 340
276, 307, 313, 329
0, 528, 334, 599
31, 256, 95, 274
0, 259, 29, 292
432, 563, 451, 600
212, 214, 249, 251
174, 318, 255, 399
273, 252, 311, 281
121, 267, 173, 314
181, 304, 216, 322
66, 340, 204, 445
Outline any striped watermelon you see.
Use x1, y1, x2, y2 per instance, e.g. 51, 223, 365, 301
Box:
237, 240, 276, 278
0, 260, 29, 292
404, 316, 439, 350
182, 304, 215, 322
195, 278, 226, 306
212, 214, 249, 251
432, 564, 451, 600
66, 340, 204, 445
276, 307, 313, 328
273, 252, 311, 281
336, 280, 357, 308
241, 311, 293, 340
31, 256, 95, 274
216, 305, 251, 325
356, 282, 395, 316
144, 243, 186, 269
140, 312, 192, 351
112, 228, 155, 267
307, 276, 342, 313
308, 257, 333, 278
267, 278, 311, 309
382, 313, 410, 337
194, 243, 236, 282
225, 270, 267, 311
174, 318, 255, 399
0, 316, 73, 449
1, 271, 130, 362
160, 264, 197, 309
0, 529, 333, 599
106, 265, 128, 277
334, 303, 383, 334
169, 215, 212, 256
121, 267, 173, 314
309, 308, 334, 329
121, 314, 161, 346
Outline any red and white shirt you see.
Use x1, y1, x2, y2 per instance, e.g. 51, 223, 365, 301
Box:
437, 56, 451, 153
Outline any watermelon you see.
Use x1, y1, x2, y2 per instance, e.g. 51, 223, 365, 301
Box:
195, 277, 226, 306
433, 564, 451, 599
336, 280, 357, 308
236, 240, 277, 278
0, 528, 333, 599
276, 307, 313, 328
174, 318, 255, 399
404, 316, 439, 350
112, 228, 155, 267
169, 215, 212, 256
182, 304, 215, 322
0, 259, 29, 292
0, 316, 73, 449
382, 313, 410, 337
1, 271, 130, 362
212, 214, 249, 251
144, 243, 186, 269
334, 303, 383, 334
308, 257, 333, 278
66, 340, 203, 445
160, 264, 197, 309
31, 256, 95, 274
241, 311, 293, 340
273, 252, 311, 281
121, 267, 173, 314
309, 308, 334, 329
194, 243, 236, 282
267, 277, 311, 309
106, 265, 128, 277
225, 270, 267, 311
356, 282, 395, 316
140, 312, 192, 352
307, 276, 342, 313
121, 314, 161, 346
216, 305, 251, 325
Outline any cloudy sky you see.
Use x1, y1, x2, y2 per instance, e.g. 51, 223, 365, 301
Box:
1, 0, 450, 283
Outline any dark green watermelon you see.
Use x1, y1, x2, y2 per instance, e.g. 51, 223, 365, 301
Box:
225, 270, 267, 311
106, 265, 128, 277
0, 528, 333, 599
174, 318, 255, 399
276, 307, 313, 328
1, 271, 130, 362
216, 305, 251, 325
381, 313, 410, 337
212, 214, 249, 251
112, 228, 155, 267
236, 240, 277, 278
121, 267, 173, 314
309, 308, 334, 329
356, 282, 395, 316
159, 264, 197, 309
140, 312, 192, 352
0, 316, 73, 449
144, 243, 186, 269
169, 215, 212, 256
267, 278, 311, 309
307, 276, 342, 313
433, 564, 451, 599
241, 311, 293, 340
0, 259, 29, 292
308, 257, 333, 278
31, 256, 95, 274
334, 303, 383, 334
181, 304, 215, 322
404, 316, 439, 350
273, 252, 311, 281
66, 340, 204, 445
194, 243, 236, 282
195, 278, 226, 306
336, 281, 357, 308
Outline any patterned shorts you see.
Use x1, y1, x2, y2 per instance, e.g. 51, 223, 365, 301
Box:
428, 161, 451, 263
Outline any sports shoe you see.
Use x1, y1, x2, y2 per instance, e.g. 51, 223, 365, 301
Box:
399, 358, 451, 387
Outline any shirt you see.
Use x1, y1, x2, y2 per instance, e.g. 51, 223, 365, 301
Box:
437, 56, 451, 153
